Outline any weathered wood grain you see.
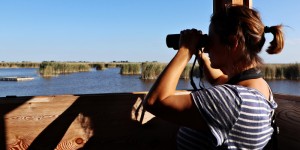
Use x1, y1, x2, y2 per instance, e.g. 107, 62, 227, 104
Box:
273, 94, 300, 150
0, 93, 179, 150
0, 92, 299, 150
2, 95, 89, 150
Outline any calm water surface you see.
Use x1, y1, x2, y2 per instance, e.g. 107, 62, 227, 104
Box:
0, 68, 299, 97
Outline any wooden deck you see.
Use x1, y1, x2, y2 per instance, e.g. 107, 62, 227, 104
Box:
0, 92, 299, 150
0, 77, 34, 81
272, 94, 300, 150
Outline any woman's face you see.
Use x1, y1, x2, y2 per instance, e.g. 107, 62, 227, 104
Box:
206, 25, 229, 69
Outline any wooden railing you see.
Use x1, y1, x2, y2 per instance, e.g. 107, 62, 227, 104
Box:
1, 92, 299, 150
0, 92, 178, 150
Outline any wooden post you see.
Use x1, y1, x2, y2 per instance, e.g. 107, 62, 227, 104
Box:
213, 0, 252, 13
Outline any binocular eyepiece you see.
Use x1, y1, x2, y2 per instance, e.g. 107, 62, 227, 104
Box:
166, 30, 208, 50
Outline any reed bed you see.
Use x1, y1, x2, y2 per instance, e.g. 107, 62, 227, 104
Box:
105, 63, 117, 68
120, 63, 141, 75
0, 62, 40, 68
141, 62, 166, 79
2, 61, 298, 80
140, 63, 300, 80
93, 63, 106, 70
181, 64, 200, 79
39, 62, 91, 77
140, 62, 200, 80
261, 63, 299, 80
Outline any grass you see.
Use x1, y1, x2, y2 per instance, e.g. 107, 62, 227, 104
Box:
140, 62, 200, 80
120, 63, 141, 75
0, 62, 40, 68
105, 63, 117, 68
93, 63, 106, 70
39, 61, 91, 77
261, 63, 300, 80
141, 62, 166, 79
1, 61, 299, 80
140, 62, 300, 80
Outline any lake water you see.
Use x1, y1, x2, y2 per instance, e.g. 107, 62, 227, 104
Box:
0, 68, 299, 97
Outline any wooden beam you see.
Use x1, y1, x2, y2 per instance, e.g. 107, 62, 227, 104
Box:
213, 0, 252, 13
232, 0, 244, 5
243, 0, 253, 8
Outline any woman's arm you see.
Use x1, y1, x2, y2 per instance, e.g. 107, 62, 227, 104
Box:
198, 51, 228, 85
144, 29, 209, 130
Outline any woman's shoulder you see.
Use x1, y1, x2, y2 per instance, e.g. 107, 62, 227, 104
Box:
191, 84, 243, 104
192, 84, 274, 102
193, 84, 269, 102
214, 84, 267, 96
221, 84, 277, 108
198, 84, 244, 95
220, 84, 268, 100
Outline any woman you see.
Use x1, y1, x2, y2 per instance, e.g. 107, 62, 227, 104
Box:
143, 5, 284, 149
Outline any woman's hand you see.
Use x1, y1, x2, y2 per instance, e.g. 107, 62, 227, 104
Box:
179, 29, 202, 55
197, 49, 210, 62
197, 49, 228, 85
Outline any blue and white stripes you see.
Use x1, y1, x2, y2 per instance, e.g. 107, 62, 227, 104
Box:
177, 84, 277, 150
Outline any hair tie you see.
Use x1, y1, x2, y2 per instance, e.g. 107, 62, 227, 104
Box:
264, 26, 272, 33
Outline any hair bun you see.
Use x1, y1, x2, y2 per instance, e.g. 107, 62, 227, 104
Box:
264, 26, 272, 33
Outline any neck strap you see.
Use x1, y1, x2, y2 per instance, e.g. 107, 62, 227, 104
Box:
226, 68, 263, 85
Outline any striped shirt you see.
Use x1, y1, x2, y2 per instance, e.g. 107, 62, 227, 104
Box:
177, 84, 277, 150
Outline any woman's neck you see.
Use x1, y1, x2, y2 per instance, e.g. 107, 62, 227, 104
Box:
222, 64, 257, 80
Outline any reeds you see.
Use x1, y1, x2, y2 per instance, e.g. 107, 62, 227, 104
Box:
0, 62, 40, 68
140, 63, 300, 80
39, 61, 91, 77
140, 62, 199, 80
94, 63, 106, 70
141, 62, 166, 79
180, 65, 191, 79
261, 63, 299, 80
120, 63, 141, 75
2, 61, 299, 80
283, 63, 300, 80
105, 63, 117, 68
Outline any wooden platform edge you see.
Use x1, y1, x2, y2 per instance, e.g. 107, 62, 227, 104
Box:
0, 92, 299, 150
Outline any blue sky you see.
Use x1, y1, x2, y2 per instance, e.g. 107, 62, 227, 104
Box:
0, 0, 299, 63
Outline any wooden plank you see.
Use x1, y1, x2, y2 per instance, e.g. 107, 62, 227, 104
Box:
3, 95, 84, 149
0, 77, 34, 81
274, 93, 300, 102
0, 93, 179, 150
273, 94, 300, 150
232, 0, 243, 5
1, 92, 299, 149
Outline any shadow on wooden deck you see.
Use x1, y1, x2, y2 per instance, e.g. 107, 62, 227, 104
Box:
0, 92, 299, 150
0, 93, 178, 150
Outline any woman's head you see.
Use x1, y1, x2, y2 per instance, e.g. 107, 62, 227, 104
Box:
208, 5, 284, 70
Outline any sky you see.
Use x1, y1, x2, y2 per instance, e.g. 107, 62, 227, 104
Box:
0, 0, 299, 63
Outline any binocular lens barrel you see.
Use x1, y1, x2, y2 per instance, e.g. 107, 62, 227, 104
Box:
166, 34, 180, 50
166, 33, 208, 50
